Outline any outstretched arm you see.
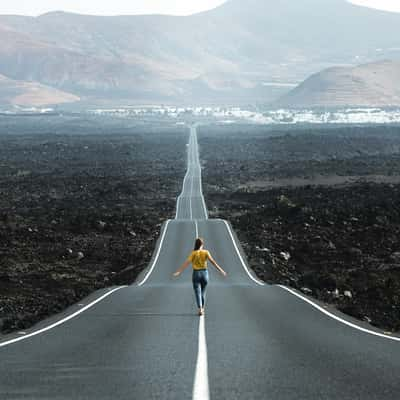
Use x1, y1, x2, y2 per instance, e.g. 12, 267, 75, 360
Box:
173, 259, 191, 277
208, 253, 227, 276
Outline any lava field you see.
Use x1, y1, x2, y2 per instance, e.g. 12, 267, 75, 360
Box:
0, 116, 186, 333
199, 123, 400, 332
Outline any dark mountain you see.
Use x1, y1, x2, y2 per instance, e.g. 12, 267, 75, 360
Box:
276, 60, 400, 108
0, 0, 400, 105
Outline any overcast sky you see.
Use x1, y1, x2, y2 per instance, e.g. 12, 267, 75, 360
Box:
0, 0, 399, 16
0, 0, 226, 16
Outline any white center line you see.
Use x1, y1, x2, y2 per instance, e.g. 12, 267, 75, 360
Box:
192, 314, 210, 400
189, 129, 195, 220
192, 216, 209, 400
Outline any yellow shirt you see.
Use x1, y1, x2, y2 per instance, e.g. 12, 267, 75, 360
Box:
188, 250, 210, 270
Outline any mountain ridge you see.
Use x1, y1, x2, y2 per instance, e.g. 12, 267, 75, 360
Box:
1, 0, 400, 106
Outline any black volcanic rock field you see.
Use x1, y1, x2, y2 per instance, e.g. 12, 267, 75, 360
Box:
199, 124, 400, 332
0, 116, 186, 334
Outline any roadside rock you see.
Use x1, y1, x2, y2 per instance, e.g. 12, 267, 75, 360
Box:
390, 252, 400, 263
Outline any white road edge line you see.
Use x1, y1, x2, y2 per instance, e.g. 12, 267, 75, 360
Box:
222, 220, 265, 286
195, 220, 199, 238
0, 286, 127, 348
175, 129, 192, 219
190, 174, 194, 220
176, 163, 189, 219
278, 285, 400, 342
193, 127, 209, 220
175, 196, 181, 219
192, 315, 210, 400
138, 220, 171, 286
176, 179, 186, 219
199, 173, 208, 220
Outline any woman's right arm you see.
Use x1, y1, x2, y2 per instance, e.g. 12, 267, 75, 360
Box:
173, 253, 192, 277
173, 259, 190, 276
208, 252, 227, 276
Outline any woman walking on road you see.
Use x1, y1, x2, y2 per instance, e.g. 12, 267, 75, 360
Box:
173, 238, 227, 316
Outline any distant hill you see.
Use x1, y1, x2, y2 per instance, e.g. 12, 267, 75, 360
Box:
1, 0, 400, 105
275, 60, 400, 108
0, 74, 79, 107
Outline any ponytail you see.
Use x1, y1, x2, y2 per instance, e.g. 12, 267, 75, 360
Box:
194, 238, 204, 251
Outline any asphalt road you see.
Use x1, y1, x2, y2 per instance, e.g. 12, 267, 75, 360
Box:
1, 126, 400, 399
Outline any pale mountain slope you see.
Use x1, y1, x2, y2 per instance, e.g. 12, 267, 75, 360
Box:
0, 0, 400, 104
0, 74, 79, 107
276, 60, 400, 107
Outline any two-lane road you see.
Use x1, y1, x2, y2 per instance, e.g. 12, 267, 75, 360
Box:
1, 126, 400, 399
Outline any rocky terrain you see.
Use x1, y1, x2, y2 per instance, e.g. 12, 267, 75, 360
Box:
199, 123, 400, 332
0, 116, 186, 334
276, 60, 400, 108
1, 0, 400, 105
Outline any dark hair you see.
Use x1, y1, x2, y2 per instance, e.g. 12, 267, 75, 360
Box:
194, 238, 204, 251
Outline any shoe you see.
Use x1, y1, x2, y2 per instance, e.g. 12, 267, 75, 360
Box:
198, 308, 204, 316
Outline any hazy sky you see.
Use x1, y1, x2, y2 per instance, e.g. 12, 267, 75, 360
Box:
0, 0, 227, 16
0, 0, 399, 16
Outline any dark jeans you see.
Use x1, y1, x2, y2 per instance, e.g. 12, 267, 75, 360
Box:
192, 269, 209, 308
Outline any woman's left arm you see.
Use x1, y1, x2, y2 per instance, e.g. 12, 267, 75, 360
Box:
173, 259, 191, 277
208, 252, 227, 276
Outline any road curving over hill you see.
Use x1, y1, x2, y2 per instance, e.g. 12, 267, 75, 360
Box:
1, 125, 400, 400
